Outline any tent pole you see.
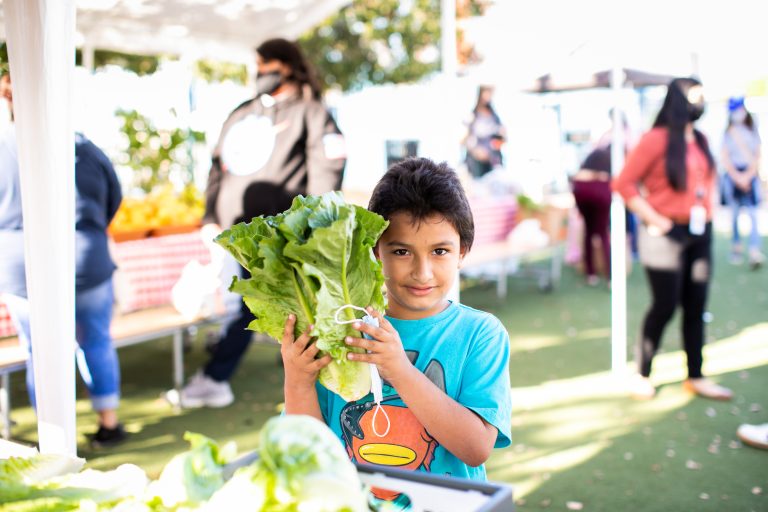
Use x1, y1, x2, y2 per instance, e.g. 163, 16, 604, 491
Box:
4, 0, 77, 455
440, 0, 458, 77
441, 0, 461, 304
610, 66, 628, 375
82, 39, 95, 73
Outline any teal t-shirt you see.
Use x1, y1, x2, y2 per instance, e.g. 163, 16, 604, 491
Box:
317, 301, 512, 482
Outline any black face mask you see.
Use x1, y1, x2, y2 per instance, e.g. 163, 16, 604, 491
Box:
688, 102, 705, 122
255, 71, 283, 96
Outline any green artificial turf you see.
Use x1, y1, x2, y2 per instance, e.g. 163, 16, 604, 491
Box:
6, 234, 767, 511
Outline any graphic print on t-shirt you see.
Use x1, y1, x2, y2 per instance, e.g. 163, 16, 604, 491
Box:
339, 353, 445, 502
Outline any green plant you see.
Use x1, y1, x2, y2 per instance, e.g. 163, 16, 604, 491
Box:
516, 193, 542, 214
115, 108, 205, 194
193, 59, 248, 85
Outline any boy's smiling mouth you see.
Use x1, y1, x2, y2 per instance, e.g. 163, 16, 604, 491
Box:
406, 285, 435, 296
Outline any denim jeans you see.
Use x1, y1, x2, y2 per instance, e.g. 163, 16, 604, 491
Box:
5, 279, 120, 411
722, 171, 762, 252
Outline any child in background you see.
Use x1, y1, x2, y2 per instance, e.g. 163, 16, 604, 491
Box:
281, 157, 512, 482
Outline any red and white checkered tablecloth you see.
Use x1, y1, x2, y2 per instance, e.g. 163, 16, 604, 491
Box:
111, 231, 212, 313
0, 231, 213, 335
0, 301, 14, 338
470, 195, 518, 246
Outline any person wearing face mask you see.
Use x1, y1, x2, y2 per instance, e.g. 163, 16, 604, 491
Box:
173, 38, 346, 408
613, 77, 733, 401
720, 97, 763, 268
461, 85, 506, 179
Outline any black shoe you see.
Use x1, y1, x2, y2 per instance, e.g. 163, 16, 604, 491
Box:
89, 423, 127, 448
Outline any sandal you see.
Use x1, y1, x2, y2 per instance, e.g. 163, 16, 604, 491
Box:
683, 378, 733, 401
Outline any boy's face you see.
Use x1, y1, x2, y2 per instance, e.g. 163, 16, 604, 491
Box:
375, 212, 465, 320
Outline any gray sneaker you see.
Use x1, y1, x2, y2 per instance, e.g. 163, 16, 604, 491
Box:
177, 371, 234, 408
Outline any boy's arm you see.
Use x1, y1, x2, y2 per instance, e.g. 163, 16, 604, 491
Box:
281, 314, 331, 422
389, 366, 498, 467
346, 310, 501, 467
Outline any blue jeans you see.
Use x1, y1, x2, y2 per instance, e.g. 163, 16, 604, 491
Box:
5, 279, 120, 411
723, 171, 762, 252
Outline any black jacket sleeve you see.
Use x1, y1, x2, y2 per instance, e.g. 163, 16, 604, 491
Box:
304, 101, 346, 195
203, 99, 257, 225
202, 156, 223, 225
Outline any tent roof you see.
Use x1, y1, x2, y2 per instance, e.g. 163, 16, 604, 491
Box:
528, 68, 675, 93
0, 0, 349, 62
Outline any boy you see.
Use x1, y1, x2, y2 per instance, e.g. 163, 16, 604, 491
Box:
281, 157, 512, 481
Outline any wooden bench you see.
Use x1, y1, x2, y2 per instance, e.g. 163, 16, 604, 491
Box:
0, 306, 224, 439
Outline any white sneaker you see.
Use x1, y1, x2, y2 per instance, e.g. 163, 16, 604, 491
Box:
177, 371, 234, 408
628, 374, 656, 400
737, 423, 768, 450
749, 250, 765, 269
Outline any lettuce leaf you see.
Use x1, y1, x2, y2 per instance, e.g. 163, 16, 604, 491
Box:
0, 458, 147, 511
216, 192, 388, 401
0, 453, 85, 503
205, 416, 368, 512
147, 431, 236, 508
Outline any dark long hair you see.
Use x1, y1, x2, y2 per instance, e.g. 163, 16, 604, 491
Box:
256, 38, 322, 100
653, 77, 714, 191
472, 85, 500, 122
727, 111, 756, 131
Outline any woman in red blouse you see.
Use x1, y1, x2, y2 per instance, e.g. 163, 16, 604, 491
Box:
613, 77, 732, 401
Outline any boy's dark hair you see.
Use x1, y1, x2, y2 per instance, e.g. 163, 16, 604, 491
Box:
368, 157, 474, 252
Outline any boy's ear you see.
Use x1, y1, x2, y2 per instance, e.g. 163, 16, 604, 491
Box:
457, 246, 468, 268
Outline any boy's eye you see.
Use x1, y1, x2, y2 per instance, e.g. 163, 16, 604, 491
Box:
433, 248, 449, 256
393, 249, 409, 256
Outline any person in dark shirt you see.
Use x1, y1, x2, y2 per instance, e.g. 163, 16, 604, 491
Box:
173, 38, 346, 408
0, 71, 126, 446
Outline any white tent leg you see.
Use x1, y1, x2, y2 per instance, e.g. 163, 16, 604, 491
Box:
1, 373, 10, 439
4, 0, 77, 455
610, 66, 628, 376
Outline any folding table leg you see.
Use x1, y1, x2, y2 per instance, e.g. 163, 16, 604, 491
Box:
497, 259, 508, 299
1, 373, 10, 439
172, 330, 183, 396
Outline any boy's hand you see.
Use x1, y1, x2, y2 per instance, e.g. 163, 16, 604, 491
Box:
345, 308, 413, 385
281, 314, 331, 390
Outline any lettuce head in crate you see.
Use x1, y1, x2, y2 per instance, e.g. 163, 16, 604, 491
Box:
215, 192, 388, 401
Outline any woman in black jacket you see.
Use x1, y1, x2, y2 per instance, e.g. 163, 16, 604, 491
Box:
176, 38, 346, 408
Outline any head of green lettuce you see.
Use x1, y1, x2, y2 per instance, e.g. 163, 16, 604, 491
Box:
215, 192, 388, 401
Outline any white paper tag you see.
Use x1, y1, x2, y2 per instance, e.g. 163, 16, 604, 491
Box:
689, 205, 706, 235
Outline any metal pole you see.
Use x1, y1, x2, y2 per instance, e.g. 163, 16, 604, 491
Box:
610, 66, 627, 375
442, 0, 461, 304
440, 0, 458, 77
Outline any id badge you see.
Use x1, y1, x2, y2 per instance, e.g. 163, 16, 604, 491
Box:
689, 205, 706, 235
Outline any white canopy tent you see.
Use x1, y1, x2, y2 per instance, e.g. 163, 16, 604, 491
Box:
0, 0, 348, 456
1, 0, 351, 64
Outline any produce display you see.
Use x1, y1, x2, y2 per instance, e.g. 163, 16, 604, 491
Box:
0, 416, 372, 511
215, 192, 389, 401
108, 184, 205, 237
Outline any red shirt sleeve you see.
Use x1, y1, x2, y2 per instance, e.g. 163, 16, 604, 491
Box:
611, 128, 666, 202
